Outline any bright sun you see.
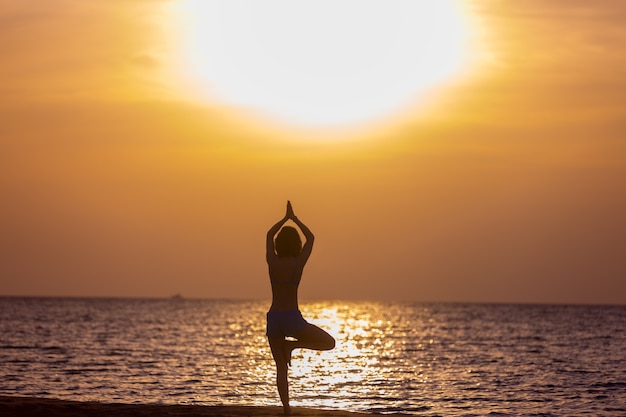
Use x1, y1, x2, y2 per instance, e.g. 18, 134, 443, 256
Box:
168, 0, 478, 129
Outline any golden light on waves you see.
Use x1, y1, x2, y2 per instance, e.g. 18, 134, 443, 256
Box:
166, 1, 484, 132
290, 303, 392, 408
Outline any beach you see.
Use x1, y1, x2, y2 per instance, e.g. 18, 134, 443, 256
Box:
0, 396, 388, 417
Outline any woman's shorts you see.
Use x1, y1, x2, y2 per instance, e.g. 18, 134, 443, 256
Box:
266, 309, 308, 338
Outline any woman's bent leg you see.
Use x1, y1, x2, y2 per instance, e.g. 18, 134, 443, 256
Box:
292, 323, 336, 351
268, 337, 291, 415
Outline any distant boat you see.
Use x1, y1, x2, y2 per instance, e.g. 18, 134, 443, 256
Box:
170, 294, 184, 301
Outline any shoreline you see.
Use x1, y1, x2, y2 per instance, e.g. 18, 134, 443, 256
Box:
0, 396, 391, 417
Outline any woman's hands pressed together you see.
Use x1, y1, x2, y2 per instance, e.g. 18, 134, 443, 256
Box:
286, 200, 295, 220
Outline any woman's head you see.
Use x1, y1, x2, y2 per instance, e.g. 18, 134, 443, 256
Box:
275, 226, 302, 257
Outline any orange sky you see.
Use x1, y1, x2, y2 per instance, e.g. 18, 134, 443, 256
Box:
1, 1, 625, 304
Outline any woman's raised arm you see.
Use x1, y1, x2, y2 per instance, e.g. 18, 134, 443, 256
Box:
266, 202, 291, 262
290, 205, 314, 263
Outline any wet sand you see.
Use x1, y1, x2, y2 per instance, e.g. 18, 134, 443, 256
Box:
0, 396, 391, 417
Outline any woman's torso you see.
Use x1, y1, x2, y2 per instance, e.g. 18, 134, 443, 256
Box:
268, 256, 301, 312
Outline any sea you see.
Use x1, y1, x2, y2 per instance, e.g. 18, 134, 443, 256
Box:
0, 298, 624, 417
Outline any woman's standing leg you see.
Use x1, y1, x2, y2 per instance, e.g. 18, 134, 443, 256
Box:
268, 337, 291, 415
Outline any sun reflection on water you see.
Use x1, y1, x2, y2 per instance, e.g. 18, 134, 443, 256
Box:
286, 302, 400, 409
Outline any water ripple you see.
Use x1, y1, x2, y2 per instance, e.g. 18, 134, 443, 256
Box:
0, 298, 624, 416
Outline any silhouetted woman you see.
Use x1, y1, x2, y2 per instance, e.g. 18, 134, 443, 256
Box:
266, 201, 335, 415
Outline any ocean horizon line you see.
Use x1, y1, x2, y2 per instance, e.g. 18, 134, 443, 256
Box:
0, 294, 623, 307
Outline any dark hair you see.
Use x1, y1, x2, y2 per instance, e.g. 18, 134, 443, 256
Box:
275, 226, 302, 257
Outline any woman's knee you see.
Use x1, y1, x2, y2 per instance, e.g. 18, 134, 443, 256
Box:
324, 334, 336, 350
317, 331, 335, 350
313, 327, 335, 350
